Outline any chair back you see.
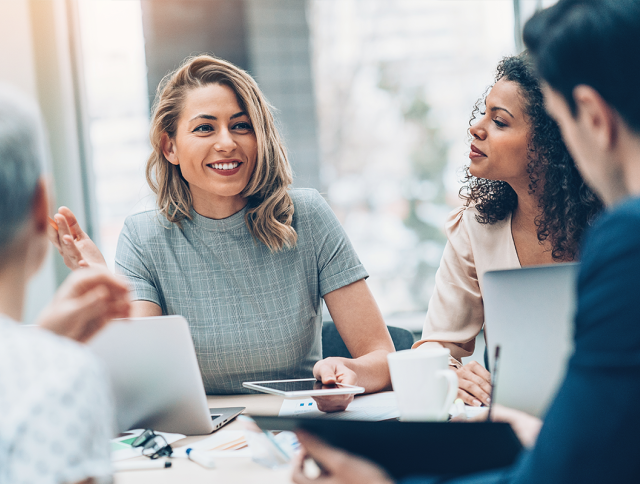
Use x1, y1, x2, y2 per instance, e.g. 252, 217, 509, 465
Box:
321, 321, 415, 359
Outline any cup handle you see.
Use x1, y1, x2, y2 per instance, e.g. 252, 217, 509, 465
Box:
436, 369, 459, 419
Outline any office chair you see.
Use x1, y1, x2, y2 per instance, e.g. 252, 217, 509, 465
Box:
321, 321, 415, 359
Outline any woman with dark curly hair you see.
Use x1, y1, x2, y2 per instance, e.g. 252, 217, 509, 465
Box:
412, 53, 602, 407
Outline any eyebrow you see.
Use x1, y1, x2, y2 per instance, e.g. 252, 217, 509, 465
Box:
189, 111, 247, 122
490, 106, 515, 119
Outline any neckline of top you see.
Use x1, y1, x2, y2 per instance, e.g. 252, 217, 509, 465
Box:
189, 205, 248, 232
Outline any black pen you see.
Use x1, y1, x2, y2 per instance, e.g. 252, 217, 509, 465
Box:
487, 345, 501, 421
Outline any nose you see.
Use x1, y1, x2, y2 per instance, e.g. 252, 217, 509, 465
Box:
213, 127, 237, 152
469, 117, 487, 141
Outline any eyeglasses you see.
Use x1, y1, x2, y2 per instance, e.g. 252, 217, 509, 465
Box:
131, 429, 173, 459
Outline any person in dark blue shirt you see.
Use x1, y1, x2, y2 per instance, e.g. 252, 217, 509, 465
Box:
291, 1, 640, 483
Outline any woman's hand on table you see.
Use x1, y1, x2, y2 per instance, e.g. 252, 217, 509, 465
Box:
292, 430, 394, 484
48, 206, 107, 269
311, 357, 358, 412
455, 360, 492, 407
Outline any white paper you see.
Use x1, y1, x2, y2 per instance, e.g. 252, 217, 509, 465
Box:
172, 430, 252, 458
278, 391, 400, 421
111, 429, 186, 462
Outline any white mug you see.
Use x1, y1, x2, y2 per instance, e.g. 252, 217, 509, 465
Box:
387, 347, 458, 421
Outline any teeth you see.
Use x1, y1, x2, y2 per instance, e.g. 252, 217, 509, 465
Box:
210, 162, 239, 170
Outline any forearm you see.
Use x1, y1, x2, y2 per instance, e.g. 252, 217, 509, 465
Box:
340, 349, 393, 393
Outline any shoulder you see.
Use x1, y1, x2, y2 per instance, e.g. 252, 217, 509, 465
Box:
290, 188, 329, 210
289, 188, 333, 222
444, 205, 509, 243
581, 197, 640, 269
121, 210, 176, 245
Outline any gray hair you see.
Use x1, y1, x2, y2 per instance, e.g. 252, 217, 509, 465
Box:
0, 85, 46, 253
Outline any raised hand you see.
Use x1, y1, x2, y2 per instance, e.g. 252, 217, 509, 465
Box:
48, 206, 107, 269
37, 267, 131, 343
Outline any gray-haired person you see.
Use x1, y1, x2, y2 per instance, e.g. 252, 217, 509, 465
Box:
0, 86, 131, 484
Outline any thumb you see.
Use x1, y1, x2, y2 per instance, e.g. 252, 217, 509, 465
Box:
313, 360, 337, 384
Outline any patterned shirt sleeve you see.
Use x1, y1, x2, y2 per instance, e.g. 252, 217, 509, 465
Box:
115, 216, 161, 307
304, 190, 369, 297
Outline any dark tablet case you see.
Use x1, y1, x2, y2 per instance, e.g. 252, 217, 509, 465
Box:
253, 416, 523, 479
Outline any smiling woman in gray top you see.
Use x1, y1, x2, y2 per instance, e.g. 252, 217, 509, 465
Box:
49, 55, 394, 412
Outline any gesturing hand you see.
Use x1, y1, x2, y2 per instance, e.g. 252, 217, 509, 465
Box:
312, 358, 358, 413
37, 267, 131, 343
292, 430, 394, 484
48, 206, 107, 270
455, 360, 492, 407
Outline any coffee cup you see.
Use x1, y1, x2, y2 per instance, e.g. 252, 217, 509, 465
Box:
387, 347, 458, 421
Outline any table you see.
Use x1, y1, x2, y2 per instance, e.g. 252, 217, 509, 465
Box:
113, 393, 292, 483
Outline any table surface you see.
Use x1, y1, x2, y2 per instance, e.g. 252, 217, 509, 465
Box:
113, 394, 292, 483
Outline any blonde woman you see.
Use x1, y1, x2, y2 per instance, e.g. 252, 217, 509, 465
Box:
49, 55, 394, 412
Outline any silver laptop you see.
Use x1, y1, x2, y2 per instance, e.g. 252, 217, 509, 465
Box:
483, 263, 578, 418
89, 316, 244, 435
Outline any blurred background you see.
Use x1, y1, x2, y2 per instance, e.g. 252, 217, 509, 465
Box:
0, 0, 556, 335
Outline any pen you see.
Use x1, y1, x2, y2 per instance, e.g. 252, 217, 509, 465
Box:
113, 459, 172, 472
487, 345, 501, 421
186, 448, 216, 469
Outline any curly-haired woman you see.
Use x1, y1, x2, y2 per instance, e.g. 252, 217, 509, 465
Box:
48, 55, 394, 412
412, 53, 602, 407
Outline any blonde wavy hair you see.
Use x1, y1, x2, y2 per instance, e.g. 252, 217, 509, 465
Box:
146, 55, 297, 251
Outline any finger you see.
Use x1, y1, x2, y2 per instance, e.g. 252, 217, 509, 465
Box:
457, 376, 490, 406
466, 361, 492, 383
58, 206, 86, 239
66, 268, 130, 298
54, 213, 73, 241
291, 451, 325, 484
456, 387, 480, 407
62, 235, 86, 267
333, 366, 357, 385
458, 366, 492, 403
313, 360, 337, 384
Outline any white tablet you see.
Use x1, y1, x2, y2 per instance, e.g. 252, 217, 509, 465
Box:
243, 378, 365, 398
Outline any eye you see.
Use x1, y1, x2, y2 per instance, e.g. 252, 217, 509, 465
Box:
193, 124, 213, 133
493, 119, 507, 128
479, 111, 486, 116
232, 122, 253, 132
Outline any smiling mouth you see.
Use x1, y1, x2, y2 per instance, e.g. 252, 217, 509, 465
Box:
208, 161, 241, 170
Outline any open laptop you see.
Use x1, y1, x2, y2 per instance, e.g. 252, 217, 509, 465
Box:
483, 263, 578, 418
88, 316, 244, 435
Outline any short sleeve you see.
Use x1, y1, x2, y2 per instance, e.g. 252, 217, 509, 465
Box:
302, 190, 369, 297
6, 354, 114, 484
115, 217, 161, 306
413, 207, 484, 363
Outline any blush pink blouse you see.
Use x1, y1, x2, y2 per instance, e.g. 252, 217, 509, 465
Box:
413, 206, 521, 366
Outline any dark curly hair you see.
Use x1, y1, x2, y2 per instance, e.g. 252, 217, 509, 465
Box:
460, 53, 602, 261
